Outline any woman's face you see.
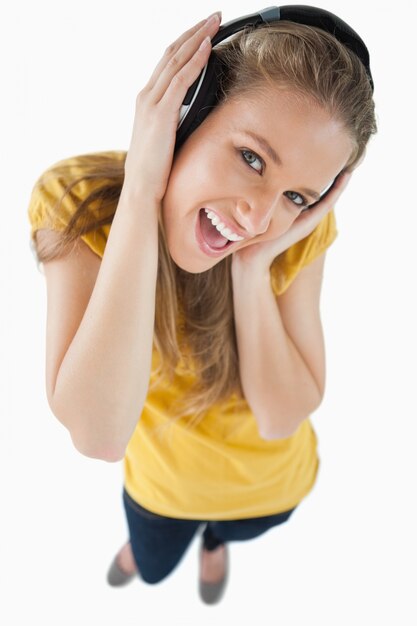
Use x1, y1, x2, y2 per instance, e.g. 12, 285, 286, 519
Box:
161, 87, 353, 273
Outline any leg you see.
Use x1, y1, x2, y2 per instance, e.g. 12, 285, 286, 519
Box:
122, 488, 202, 584
198, 507, 297, 602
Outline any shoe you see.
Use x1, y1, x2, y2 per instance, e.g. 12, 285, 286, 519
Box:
106, 549, 137, 587
198, 543, 229, 605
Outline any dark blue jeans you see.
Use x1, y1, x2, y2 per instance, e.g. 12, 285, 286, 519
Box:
122, 487, 297, 584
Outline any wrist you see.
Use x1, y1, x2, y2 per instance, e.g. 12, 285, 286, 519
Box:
231, 256, 271, 286
118, 185, 161, 222
120, 182, 160, 208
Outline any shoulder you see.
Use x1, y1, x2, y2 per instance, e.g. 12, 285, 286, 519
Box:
28, 151, 126, 259
32, 150, 126, 202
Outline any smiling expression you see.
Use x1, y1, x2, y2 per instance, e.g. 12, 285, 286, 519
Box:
161, 87, 353, 273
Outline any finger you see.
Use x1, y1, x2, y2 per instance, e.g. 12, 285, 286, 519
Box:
148, 14, 221, 104
310, 170, 352, 214
331, 170, 353, 196
146, 13, 220, 95
157, 36, 217, 117
146, 17, 207, 90
294, 171, 352, 233
348, 148, 367, 171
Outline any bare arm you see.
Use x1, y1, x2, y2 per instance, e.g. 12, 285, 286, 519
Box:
50, 189, 159, 461
232, 252, 326, 440
42, 13, 221, 461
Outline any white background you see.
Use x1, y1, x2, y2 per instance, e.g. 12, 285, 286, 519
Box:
2, 0, 416, 624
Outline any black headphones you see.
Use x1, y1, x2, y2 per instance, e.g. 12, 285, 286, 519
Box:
175, 4, 374, 159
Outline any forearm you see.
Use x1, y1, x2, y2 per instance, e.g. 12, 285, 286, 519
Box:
232, 267, 322, 440
52, 186, 159, 461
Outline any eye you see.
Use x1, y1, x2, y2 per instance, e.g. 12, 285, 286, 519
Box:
284, 191, 309, 209
240, 149, 264, 174
240, 148, 309, 209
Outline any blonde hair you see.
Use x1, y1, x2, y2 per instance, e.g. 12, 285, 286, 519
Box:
32, 21, 377, 429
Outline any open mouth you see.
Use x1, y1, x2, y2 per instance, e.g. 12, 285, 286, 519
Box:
198, 208, 234, 251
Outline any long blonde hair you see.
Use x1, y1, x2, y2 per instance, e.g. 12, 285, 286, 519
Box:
31, 21, 377, 428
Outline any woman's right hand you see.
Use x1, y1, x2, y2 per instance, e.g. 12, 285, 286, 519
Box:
123, 11, 222, 204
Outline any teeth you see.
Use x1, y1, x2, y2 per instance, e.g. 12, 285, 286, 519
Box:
204, 209, 244, 242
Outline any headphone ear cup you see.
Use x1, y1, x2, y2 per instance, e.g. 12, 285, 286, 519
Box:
174, 54, 226, 152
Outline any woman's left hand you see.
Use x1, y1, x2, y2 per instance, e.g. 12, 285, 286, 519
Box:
231, 170, 353, 273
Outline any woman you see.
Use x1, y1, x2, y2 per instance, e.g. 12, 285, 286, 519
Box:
27, 7, 377, 604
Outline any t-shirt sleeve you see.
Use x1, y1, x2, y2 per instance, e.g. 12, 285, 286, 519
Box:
27, 152, 123, 260
28, 160, 82, 235
269, 209, 338, 296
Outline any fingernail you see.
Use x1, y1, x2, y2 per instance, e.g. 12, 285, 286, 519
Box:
199, 36, 211, 51
207, 11, 221, 23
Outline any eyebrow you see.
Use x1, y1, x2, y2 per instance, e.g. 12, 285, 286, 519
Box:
241, 130, 321, 201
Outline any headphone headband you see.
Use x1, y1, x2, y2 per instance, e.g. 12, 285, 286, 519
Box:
175, 5, 374, 151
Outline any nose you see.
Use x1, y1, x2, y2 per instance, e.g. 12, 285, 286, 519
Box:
235, 194, 278, 237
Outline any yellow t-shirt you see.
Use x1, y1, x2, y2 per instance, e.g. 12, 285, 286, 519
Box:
27, 151, 338, 520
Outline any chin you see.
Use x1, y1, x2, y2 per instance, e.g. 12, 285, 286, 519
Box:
171, 254, 218, 275
168, 246, 221, 275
